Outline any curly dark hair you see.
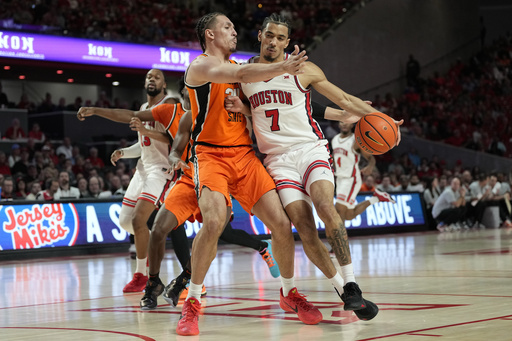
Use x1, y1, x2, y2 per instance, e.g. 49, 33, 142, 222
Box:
262, 13, 292, 36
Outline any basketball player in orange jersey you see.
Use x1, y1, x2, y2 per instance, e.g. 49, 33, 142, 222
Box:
167, 12, 319, 336
77, 69, 192, 293
79, 77, 280, 310
225, 13, 403, 321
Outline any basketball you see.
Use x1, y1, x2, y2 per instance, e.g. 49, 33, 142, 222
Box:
354, 112, 397, 155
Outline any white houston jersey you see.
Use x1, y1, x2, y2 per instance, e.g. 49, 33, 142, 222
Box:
240, 56, 325, 154
331, 133, 360, 179
136, 95, 173, 177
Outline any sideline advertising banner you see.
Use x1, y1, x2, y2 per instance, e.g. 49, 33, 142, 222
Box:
0, 30, 252, 71
0, 192, 425, 252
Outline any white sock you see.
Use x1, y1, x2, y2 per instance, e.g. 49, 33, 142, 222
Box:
369, 197, 379, 205
280, 276, 295, 296
340, 263, 356, 284
329, 272, 345, 295
135, 257, 147, 276
187, 282, 203, 303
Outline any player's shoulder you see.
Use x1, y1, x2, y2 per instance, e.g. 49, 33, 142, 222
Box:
248, 56, 260, 64
163, 97, 179, 104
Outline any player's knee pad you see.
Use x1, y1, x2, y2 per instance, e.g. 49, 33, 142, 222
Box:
119, 205, 135, 234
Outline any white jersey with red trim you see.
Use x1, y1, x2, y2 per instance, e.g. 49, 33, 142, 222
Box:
331, 133, 360, 179
240, 55, 325, 155
136, 95, 174, 178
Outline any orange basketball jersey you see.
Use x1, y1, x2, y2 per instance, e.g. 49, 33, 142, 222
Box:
186, 55, 253, 148
151, 102, 188, 162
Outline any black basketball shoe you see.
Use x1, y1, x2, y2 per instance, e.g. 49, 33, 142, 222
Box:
140, 278, 164, 310
163, 276, 189, 307
340, 282, 366, 310
353, 299, 379, 320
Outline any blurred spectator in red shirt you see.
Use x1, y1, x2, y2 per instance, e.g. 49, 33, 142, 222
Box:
444, 129, 465, 146
4, 118, 26, 139
28, 122, 46, 143
86, 147, 105, 168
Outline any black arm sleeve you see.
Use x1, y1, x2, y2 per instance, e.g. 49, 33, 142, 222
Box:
311, 101, 327, 120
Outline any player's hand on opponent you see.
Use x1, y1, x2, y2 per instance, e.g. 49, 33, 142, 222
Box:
111, 149, 123, 166
167, 154, 190, 174
282, 45, 308, 75
129, 117, 148, 134
394, 119, 404, 145
225, 95, 244, 112
77, 107, 94, 121
342, 101, 375, 123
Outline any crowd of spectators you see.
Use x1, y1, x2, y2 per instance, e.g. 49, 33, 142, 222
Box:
371, 33, 512, 158
0, 88, 142, 114
0, 127, 134, 202
0, 0, 358, 52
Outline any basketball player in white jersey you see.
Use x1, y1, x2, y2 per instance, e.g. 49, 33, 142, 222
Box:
227, 13, 402, 321
332, 121, 395, 221
79, 69, 183, 292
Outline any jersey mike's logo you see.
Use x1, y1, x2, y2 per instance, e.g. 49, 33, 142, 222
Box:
364, 131, 384, 146
1, 203, 79, 250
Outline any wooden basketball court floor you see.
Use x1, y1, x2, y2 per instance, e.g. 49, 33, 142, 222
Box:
1, 228, 511, 341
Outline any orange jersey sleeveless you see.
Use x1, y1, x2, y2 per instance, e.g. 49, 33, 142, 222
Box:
186, 56, 253, 147
151, 103, 188, 163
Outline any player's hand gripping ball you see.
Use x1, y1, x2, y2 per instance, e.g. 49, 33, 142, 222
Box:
354, 112, 398, 155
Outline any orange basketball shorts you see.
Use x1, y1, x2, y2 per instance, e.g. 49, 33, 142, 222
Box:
193, 145, 276, 213
163, 174, 199, 227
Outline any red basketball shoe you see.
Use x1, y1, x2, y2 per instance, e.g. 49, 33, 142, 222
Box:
279, 288, 323, 325
123, 272, 148, 293
373, 189, 396, 204
176, 297, 201, 336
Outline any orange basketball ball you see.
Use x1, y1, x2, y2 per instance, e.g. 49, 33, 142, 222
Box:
354, 112, 397, 155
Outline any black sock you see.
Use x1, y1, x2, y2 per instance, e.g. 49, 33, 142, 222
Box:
149, 273, 162, 284
177, 268, 191, 282
219, 222, 261, 251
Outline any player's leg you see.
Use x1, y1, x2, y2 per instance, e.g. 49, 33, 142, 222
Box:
335, 173, 395, 222
284, 198, 340, 272
191, 187, 230, 287
219, 222, 280, 278
309, 178, 379, 319
130, 173, 173, 288
119, 204, 136, 258
236, 150, 322, 325
170, 224, 190, 269
336, 200, 371, 221
251, 189, 323, 325
176, 187, 229, 336
148, 176, 202, 308
140, 207, 178, 310
303, 142, 378, 319
119, 174, 140, 261
270, 164, 346, 318
120, 173, 154, 293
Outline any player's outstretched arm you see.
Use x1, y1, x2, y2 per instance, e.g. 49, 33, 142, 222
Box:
111, 142, 141, 165
188, 45, 307, 85
130, 117, 171, 144
358, 148, 376, 176
77, 107, 154, 123
168, 111, 192, 172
